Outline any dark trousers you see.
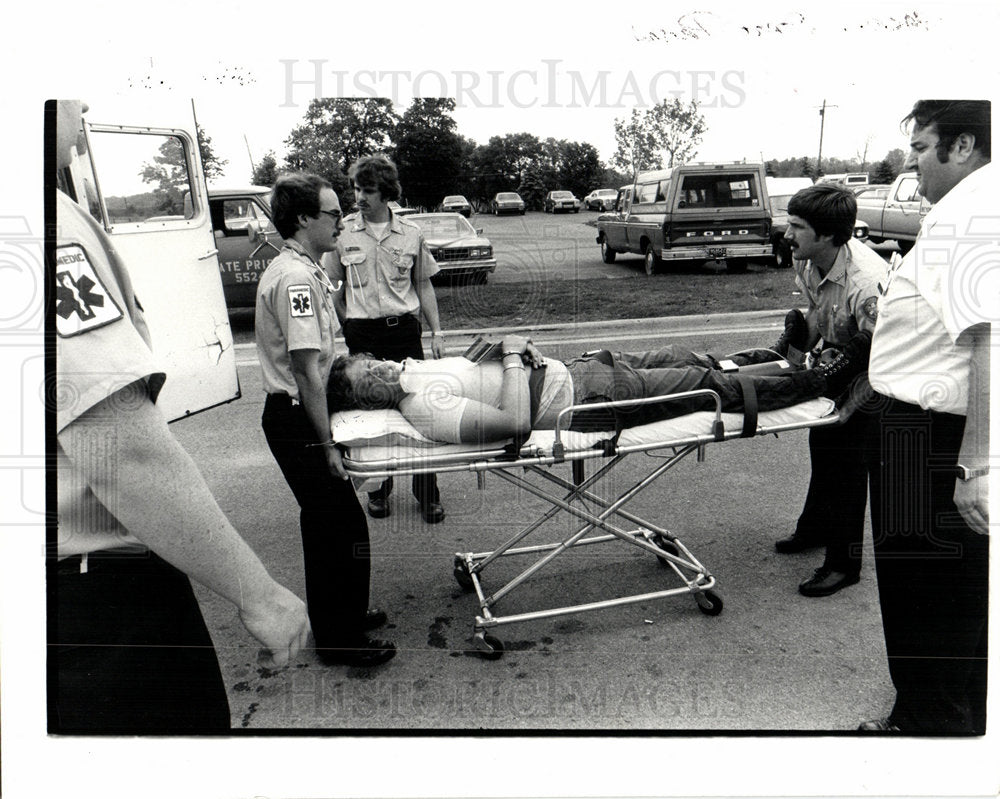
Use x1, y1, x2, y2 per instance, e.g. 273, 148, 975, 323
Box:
867, 394, 988, 733
341, 315, 440, 506
794, 408, 872, 574
566, 348, 826, 430
49, 551, 230, 734
262, 394, 371, 646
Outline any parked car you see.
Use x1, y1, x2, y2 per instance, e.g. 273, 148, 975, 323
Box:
207, 185, 283, 308
543, 190, 580, 213
388, 200, 419, 217
768, 190, 870, 268
596, 163, 773, 275
854, 172, 928, 253
583, 188, 618, 211
440, 194, 473, 217
407, 212, 497, 284
491, 192, 526, 215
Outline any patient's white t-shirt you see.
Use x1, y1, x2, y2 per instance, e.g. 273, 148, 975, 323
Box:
398, 356, 573, 442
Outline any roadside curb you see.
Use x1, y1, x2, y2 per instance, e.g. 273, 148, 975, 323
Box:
233, 309, 790, 350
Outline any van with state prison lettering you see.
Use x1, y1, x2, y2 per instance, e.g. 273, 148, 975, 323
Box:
595, 162, 773, 274
207, 185, 284, 307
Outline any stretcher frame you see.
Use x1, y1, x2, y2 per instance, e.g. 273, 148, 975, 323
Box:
341, 389, 842, 659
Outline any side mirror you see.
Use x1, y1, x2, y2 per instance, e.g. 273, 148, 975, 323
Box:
246, 219, 262, 242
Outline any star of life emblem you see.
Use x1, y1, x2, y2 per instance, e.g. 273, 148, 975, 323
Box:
55, 244, 124, 337
288, 284, 314, 317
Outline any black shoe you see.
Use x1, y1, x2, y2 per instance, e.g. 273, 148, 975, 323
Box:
815, 330, 872, 398
858, 717, 901, 732
317, 638, 396, 668
774, 533, 823, 553
367, 496, 391, 518
798, 566, 861, 597
420, 501, 446, 524
363, 608, 388, 631
773, 309, 807, 356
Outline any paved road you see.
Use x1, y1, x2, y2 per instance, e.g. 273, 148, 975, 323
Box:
174, 312, 894, 731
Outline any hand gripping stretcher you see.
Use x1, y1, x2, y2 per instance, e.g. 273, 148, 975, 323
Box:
334, 389, 840, 659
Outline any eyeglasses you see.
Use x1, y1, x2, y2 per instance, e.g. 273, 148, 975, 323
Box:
318, 209, 342, 221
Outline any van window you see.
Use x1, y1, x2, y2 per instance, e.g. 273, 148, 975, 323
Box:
677, 173, 760, 208
86, 130, 198, 226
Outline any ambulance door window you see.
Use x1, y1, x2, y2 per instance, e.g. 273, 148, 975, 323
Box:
85, 130, 198, 227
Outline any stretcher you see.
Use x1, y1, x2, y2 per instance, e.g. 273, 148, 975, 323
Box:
334, 389, 840, 659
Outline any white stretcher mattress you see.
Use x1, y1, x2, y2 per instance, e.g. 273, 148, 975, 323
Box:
333, 397, 837, 468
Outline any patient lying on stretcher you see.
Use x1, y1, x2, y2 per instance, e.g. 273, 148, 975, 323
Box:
328, 333, 871, 444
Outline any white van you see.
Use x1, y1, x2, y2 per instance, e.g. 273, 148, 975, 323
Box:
56, 100, 239, 420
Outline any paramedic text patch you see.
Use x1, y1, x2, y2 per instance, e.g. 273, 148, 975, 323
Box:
55, 244, 124, 337
288, 284, 315, 317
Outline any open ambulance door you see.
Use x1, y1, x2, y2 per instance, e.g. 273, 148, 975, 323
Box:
66, 101, 240, 421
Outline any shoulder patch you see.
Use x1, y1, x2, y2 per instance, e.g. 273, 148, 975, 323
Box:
54, 244, 124, 338
287, 284, 315, 317
862, 296, 879, 323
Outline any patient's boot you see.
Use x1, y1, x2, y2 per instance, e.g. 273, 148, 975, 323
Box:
815, 331, 873, 398
773, 309, 808, 356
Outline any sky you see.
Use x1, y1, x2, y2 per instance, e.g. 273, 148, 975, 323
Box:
5, 1, 1000, 798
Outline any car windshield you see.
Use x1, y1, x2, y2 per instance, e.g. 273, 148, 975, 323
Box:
771, 195, 792, 213
497, 193, 520, 201
553, 191, 574, 199
409, 215, 476, 237
443, 196, 466, 203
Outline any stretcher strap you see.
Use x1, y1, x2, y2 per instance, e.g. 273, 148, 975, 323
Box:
734, 374, 758, 437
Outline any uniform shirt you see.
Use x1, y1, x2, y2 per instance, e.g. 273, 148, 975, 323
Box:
255, 239, 339, 398
55, 191, 165, 556
324, 211, 439, 319
398, 357, 574, 443
794, 237, 885, 347
869, 162, 997, 415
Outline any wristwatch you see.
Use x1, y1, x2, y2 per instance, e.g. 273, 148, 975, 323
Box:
956, 464, 989, 481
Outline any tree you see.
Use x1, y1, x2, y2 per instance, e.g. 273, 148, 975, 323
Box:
646, 98, 706, 168
612, 99, 706, 177
472, 133, 543, 198
196, 125, 228, 182
558, 141, 604, 198
517, 165, 548, 211
612, 108, 659, 178
284, 98, 398, 177
392, 98, 465, 209
250, 151, 279, 186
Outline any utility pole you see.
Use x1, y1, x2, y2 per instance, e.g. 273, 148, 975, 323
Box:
816, 99, 837, 179
244, 135, 256, 174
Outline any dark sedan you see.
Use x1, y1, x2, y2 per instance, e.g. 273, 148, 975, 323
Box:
440, 195, 473, 217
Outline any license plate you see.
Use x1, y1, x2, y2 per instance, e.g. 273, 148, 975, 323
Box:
709, 247, 727, 258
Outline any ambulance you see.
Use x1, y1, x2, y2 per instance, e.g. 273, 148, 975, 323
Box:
56, 99, 240, 420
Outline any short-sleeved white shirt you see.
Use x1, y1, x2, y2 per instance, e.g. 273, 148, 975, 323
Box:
255, 240, 339, 398
398, 357, 574, 443
56, 191, 164, 556
869, 162, 998, 414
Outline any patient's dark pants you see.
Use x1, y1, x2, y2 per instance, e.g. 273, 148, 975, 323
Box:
565, 348, 823, 431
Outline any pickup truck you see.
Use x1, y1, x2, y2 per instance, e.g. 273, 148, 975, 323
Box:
854, 172, 929, 254
596, 162, 773, 274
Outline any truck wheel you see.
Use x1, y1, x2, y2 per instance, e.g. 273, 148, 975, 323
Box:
867, 235, 884, 244
644, 244, 662, 275
600, 239, 617, 264
774, 239, 793, 268
897, 240, 914, 255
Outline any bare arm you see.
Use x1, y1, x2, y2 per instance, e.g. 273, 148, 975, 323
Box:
289, 348, 348, 479
415, 276, 445, 358
58, 385, 310, 667
955, 323, 990, 534
457, 334, 532, 442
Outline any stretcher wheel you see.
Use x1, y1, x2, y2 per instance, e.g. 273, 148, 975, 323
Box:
696, 590, 724, 616
650, 533, 679, 565
453, 556, 474, 590
474, 633, 504, 660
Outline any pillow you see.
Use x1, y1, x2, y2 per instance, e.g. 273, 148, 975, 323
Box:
331, 409, 439, 448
